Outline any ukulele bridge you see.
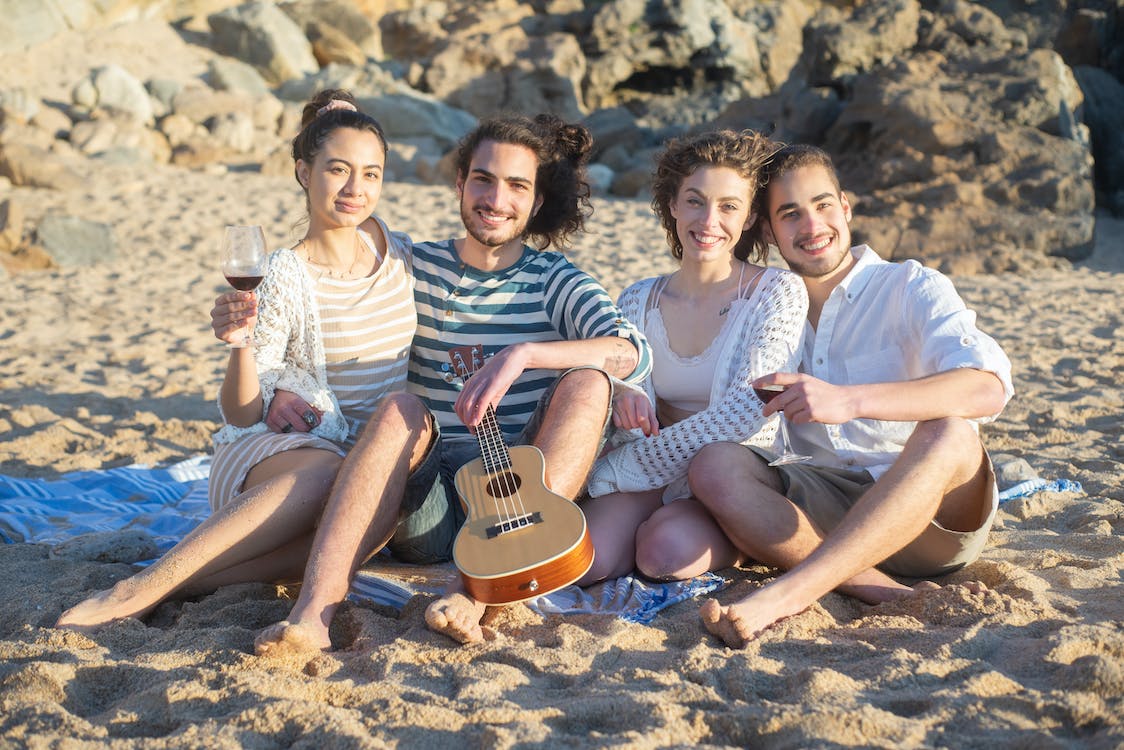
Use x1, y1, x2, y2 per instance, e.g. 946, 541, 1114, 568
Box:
486, 512, 543, 538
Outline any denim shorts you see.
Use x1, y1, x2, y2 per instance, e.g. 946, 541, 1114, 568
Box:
385, 367, 615, 565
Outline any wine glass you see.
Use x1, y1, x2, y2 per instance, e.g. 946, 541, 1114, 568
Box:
753, 384, 813, 466
219, 225, 267, 348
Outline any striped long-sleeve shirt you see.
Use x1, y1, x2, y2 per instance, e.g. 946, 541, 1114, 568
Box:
408, 239, 651, 442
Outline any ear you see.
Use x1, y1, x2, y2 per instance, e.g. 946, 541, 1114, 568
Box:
743, 211, 757, 232
532, 192, 544, 219
296, 160, 310, 190
455, 173, 465, 199
841, 191, 853, 222
762, 218, 776, 246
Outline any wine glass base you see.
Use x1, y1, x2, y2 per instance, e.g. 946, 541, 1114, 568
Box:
768, 454, 814, 467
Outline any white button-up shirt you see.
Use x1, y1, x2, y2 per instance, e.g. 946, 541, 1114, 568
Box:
789, 245, 1014, 479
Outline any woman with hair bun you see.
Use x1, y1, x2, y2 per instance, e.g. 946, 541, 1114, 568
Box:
578, 129, 809, 587
57, 89, 416, 630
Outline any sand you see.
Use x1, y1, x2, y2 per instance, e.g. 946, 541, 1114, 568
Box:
1, 19, 1122, 750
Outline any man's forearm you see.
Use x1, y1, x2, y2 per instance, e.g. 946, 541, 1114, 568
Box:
850, 368, 1008, 422
516, 337, 639, 380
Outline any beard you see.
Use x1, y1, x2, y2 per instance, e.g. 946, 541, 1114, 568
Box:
460, 201, 530, 249
781, 237, 852, 280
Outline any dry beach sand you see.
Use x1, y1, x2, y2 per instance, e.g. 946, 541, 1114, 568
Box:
1, 19, 1123, 750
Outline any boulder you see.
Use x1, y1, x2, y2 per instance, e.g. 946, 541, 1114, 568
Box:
437, 32, 589, 120
0, 88, 40, 126
824, 47, 1094, 271
208, 56, 272, 96
585, 0, 771, 109
307, 21, 368, 68
36, 215, 116, 267
1074, 65, 1124, 214
208, 1, 319, 85
804, 0, 921, 85
72, 64, 155, 124
280, 0, 380, 59
356, 92, 476, 151
379, 2, 449, 61
0, 198, 23, 253
0, 142, 84, 191
0, 1, 71, 53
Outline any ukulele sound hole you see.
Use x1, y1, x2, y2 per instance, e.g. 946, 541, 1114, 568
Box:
486, 472, 522, 498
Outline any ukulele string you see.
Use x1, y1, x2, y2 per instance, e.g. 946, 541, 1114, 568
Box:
476, 404, 514, 524
482, 403, 530, 523
456, 351, 508, 524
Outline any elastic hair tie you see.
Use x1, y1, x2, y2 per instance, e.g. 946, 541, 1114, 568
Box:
316, 99, 358, 117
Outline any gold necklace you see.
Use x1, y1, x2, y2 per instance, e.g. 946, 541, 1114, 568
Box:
297, 235, 364, 279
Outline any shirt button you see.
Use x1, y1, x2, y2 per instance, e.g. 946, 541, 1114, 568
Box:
846, 459, 855, 466
960, 335, 976, 346
445, 310, 453, 317
816, 358, 824, 365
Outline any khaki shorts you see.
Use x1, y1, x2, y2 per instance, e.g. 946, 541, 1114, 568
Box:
748, 447, 998, 578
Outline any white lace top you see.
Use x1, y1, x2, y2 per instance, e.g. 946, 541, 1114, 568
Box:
586, 266, 809, 498
212, 217, 415, 446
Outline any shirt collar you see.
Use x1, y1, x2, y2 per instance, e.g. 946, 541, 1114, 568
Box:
835, 244, 883, 301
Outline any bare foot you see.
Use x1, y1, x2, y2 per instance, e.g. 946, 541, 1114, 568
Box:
56, 579, 162, 631
254, 620, 331, 656
699, 584, 809, 649
424, 590, 487, 644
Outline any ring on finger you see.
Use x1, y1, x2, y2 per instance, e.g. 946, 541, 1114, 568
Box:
281, 422, 293, 433
302, 410, 317, 428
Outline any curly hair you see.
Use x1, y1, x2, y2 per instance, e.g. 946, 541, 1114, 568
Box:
651, 129, 778, 263
453, 113, 594, 250
290, 89, 388, 192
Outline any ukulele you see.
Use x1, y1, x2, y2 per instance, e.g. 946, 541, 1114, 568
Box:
447, 345, 594, 605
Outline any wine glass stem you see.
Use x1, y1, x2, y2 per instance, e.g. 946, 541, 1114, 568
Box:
778, 416, 794, 454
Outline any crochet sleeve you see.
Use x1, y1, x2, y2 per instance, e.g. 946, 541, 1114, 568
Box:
588, 270, 809, 496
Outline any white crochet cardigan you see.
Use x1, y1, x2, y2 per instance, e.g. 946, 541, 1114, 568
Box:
212, 219, 411, 446
586, 267, 809, 498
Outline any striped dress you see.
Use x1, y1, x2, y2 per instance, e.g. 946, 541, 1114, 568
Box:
407, 239, 651, 443
209, 228, 416, 510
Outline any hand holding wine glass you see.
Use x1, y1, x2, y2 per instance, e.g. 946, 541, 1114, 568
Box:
753, 378, 813, 467
219, 225, 267, 348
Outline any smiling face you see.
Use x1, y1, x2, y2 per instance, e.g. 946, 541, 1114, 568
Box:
763, 164, 854, 283
295, 127, 385, 231
456, 139, 544, 253
669, 166, 756, 265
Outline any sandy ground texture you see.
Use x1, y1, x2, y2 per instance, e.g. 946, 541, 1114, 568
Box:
2, 19, 1123, 750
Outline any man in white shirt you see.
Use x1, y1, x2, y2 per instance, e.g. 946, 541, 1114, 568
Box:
691, 144, 1014, 648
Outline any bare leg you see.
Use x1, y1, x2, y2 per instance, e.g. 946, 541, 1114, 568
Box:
634, 499, 744, 581
256, 392, 432, 656
577, 488, 663, 585
56, 448, 341, 630
695, 418, 992, 647
425, 369, 611, 643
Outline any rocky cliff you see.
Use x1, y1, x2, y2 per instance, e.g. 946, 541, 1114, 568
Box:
1, 0, 1121, 273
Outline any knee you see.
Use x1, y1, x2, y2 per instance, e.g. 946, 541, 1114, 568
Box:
634, 517, 697, 581
687, 443, 768, 513
912, 417, 979, 460
553, 368, 611, 411
373, 391, 429, 430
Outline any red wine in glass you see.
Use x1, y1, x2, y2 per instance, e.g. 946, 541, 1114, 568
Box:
754, 383, 813, 466
224, 274, 263, 291
220, 225, 267, 348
